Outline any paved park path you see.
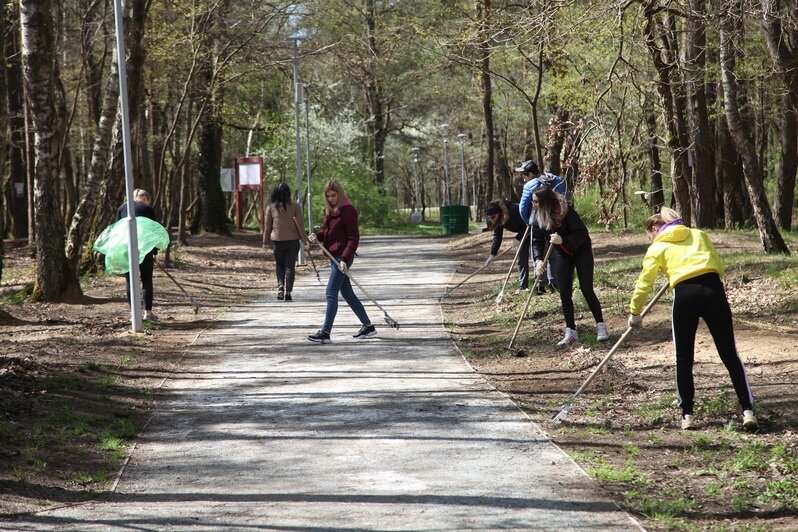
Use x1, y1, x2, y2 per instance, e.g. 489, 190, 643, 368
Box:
7, 236, 642, 531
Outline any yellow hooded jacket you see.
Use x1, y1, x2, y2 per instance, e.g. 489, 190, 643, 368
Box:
629, 224, 724, 315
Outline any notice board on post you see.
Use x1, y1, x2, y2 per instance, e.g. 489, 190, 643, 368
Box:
234, 156, 265, 231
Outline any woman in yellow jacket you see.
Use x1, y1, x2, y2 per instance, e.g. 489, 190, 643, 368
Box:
628, 207, 757, 431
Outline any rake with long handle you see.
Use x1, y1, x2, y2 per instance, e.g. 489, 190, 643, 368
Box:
155, 260, 199, 314
507, 242, 555, 350
442, 245, 513, 299
314, 241, 400, 329
551, 281, 670, 423
495, 225, 531, 305
291, 216, 322, 284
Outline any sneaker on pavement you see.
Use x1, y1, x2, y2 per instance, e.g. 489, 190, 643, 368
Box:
352, 324, 377, 339
308, 330, 331, 344
596, 322, 609, 341
742, 409, 758, 431
557, 327, 579, 347
681, 414, 696, 430
284, 293, 293, 301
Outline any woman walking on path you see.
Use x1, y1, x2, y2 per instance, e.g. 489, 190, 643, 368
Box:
116, 189, 159, 321
484, 200, 531, 293
530, 187, 609, 346
306, 180, 375, 344
263, 182, 303, 301
627, 207, 757, 431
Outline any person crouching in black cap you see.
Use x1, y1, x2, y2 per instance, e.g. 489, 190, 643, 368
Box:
485, 200, 531, 293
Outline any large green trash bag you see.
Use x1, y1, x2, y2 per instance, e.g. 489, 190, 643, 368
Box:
93, 217, 170, 275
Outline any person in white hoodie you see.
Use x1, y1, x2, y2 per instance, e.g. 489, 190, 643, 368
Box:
627, 207, 757, 432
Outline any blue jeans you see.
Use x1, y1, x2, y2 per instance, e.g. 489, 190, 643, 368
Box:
322, 256, 371, 333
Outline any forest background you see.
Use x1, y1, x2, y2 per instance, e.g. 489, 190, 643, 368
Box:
0, 0, 797, 300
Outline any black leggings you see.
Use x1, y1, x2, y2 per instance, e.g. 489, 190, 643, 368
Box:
125, 252, 154, 310
672, 273, 753, 415
554, 244, 603, 329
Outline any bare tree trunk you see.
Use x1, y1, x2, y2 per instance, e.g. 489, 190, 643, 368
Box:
761, 0, 798, 229
685, 0, 717, 227
20, 0, 80, 301
5, 4, 29, 239
643, 6, 693, 224
644, 97, 665, 211
478, 0, 495, 209
720, 0, 789, 253
0, 0, 6, 282
545, 107, 567, 176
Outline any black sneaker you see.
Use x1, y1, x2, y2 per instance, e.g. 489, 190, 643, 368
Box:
308, 330, 331, 344
284, 293, 292, 301
352, 324, 377, 339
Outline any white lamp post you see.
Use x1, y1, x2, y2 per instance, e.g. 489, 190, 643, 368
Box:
303, 83, 313, 232
440, 124, 450, 206
457, 133, 467, 206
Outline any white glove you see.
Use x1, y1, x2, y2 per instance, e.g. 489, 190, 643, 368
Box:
534, 260, 546, 277
550, 233, 563, 245
307, 233, 318, 244
339, 261, 349, 274
485, 254, 496, 267
628, 314, 643, 328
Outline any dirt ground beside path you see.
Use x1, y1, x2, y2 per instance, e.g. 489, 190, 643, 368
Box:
2, 228, 796, 530
0, 231, 275, 516
442, 229, 798, 531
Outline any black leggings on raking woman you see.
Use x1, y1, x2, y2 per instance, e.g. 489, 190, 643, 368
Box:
672, 272, 753, 416
554, 243, 604, 329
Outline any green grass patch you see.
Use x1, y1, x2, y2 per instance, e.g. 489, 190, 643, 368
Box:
590, 461, 641, 483
1, 282, 34, 304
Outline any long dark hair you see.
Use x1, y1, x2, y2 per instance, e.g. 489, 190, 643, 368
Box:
533, 186, 567, 231
270, 182, 291, 211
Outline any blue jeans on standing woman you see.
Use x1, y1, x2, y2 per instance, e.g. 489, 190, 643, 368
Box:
322, 256, 371, 333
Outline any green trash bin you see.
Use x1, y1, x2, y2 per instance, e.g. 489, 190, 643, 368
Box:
440, 205, 470, 235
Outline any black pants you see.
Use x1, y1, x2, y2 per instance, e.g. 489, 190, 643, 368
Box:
517, 230, 530, 289
273, 240, 300, 293
672, 273, 753, 415
125, 252, 154, 310
554, 243, 603, 329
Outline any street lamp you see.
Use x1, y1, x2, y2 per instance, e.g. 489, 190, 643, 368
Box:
440, 124, 450, 206
457, 133, 467, 206
289, 34, 305, 263
303, 83, 313, 232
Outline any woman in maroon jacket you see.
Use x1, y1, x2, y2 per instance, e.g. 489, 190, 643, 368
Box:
307, 180, 374, 344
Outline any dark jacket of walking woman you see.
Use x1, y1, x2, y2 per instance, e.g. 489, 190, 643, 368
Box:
627, 207, 757, 431
530, 187, 608, 346
306, 180, 374, 344
263, 182, 303, 301
485, 200, 530, 291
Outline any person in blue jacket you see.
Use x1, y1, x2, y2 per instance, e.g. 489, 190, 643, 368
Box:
516, 160, 565, 293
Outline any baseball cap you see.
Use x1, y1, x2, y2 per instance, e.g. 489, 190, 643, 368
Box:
514, 160, 539, 174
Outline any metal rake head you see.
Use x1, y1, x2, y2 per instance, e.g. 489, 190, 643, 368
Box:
551, 404, 572, 423
384, 314, 400, 330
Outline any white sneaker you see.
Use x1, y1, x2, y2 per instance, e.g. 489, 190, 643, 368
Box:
557, 328, 579, 347
681, 414, 696, 430
596, 322, 609, 341
742, 410, 758, 431
143, 310, 158, 322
